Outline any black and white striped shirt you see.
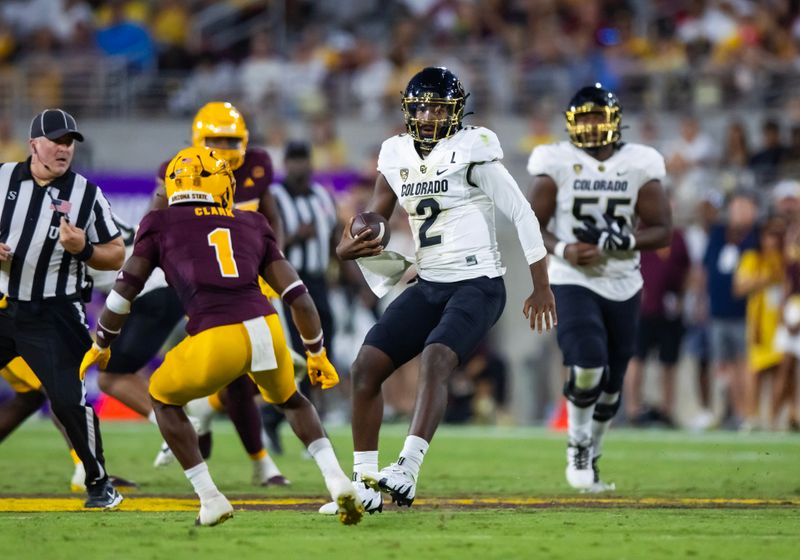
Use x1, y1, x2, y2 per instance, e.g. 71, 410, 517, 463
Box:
0, 158, 120, 301
270, 181, 337, 277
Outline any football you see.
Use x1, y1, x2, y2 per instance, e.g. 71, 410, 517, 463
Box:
350, 211, 390, 247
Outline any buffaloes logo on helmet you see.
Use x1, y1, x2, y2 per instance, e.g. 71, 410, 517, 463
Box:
565, 84, 622, 149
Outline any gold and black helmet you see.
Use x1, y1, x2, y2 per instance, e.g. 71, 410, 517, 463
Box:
192, 102, 249, 170
401, 67, 468, 145
164, 146, 235, 208
565, 84, 621, 148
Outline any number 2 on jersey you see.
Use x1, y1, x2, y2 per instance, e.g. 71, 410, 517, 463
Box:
208, 227, 239, 277
416, 198, 442, 247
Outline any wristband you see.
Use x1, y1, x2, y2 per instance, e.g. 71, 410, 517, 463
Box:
96, 321, 120, 346
553, 241, 567, 259
302, 331, 324, 354
106, 289, 132, 314
281, 280, 309, 306
73, 237, 94, 262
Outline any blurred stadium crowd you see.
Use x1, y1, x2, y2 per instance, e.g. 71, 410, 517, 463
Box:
1, 0, 800, 434
3, 0, 800, 117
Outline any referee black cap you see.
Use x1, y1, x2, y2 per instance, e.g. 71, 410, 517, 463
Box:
30, 108, 84, 142
285, 140, 311, 160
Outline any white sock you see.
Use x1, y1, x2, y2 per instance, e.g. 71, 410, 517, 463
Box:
184, 462, 219, 502
308, 438, 347, 481
592, 392, 618, 457
567, 402, 595, 446
147, 410, 158, 425
353, 450, 378, 481
398, 435, 428, 479
256, 454, 282, 478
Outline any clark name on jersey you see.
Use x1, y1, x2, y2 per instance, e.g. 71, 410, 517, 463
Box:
527, 141, 666, 301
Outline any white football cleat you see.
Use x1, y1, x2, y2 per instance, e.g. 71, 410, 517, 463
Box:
252, 456, 291, 486
325, 475, 364, 525
196, 493, 234, 526
688, 409, 716, 432
318, 478, 383, 515
362, 463, 416, 507
566, 442, 594, 490
153, 441, 176, 468
317, 501, 339, 515
582, 480, 617, 493
581, 455, 615, 493
70, 462, 86, 492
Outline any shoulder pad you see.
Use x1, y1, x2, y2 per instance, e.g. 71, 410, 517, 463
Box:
624, 143, 666, 180
134, 209, 162, 241
463, 126, 503, 163
527, 142, 567, 176
377, 134, 407, 172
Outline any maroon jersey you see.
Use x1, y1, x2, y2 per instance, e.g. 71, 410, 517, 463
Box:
157, 147, 274, 211
640, 229, 690, 317
133, 205, 283, 335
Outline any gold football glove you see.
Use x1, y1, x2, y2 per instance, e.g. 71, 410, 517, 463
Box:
306, 348, 339, 390
79, 343, 110, 381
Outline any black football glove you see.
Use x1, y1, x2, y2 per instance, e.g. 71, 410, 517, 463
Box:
572, 222, 604, 245
596, 213, 635, 251
573, 214, 635, 251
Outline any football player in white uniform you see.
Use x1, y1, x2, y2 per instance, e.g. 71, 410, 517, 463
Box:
527, 84, 672, 491
333, 67, 555, 512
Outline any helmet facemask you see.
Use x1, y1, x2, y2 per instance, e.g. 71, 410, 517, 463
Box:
202, 136, 246, 171
402, 94, 464, 146
565, 104, 621, 149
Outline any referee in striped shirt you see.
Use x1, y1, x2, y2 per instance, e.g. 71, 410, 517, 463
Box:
0, 109, 125, 508
262, 141, 338, 452
270, 141, 338, 355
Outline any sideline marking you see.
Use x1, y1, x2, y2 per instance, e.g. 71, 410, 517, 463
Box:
1, 496, 797, 512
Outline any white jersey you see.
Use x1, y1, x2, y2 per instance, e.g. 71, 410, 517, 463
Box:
527, 141, 666, 300
378, 126, 546, 283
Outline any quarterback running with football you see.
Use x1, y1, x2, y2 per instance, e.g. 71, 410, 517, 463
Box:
81, 147, 362, 526
527, 84, 672, 491
327, 67, 555, 514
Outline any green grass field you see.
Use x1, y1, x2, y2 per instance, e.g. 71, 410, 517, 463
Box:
1, 420, 798, 559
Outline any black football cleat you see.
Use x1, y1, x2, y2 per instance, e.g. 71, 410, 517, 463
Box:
84, 480, 124, 510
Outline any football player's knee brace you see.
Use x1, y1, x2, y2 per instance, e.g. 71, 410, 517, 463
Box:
563, 366, 607, 408
593, 391, 620, 422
